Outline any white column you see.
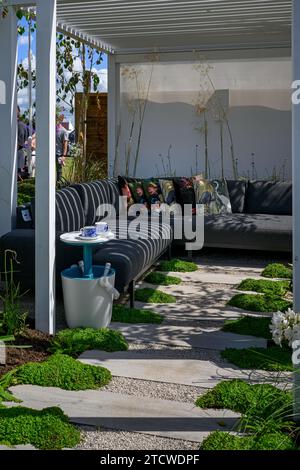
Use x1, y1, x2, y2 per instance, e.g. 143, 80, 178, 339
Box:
292, 0, 300, 421
35, 0, 57, 334
0, 7, 18, 237
108, 54, 120, 177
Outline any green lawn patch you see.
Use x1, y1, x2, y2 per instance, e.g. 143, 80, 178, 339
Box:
228, 293, 292, 313
262, 263, 292, 279
0, 406, 80, 450
159, 258, 198, 272
196, 379, 292, 433
112, 305, 163, 324
144, 272, 182, 286
135, 288, 176, 304
6, 353, 111, 390
49, 327, 128, 356
200, 430, 296, 451
238, 278, 291, 296
222, 316, 272, 339
221, 345, 294, 372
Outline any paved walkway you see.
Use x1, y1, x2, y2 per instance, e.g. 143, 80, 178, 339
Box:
7, 254, 285, 449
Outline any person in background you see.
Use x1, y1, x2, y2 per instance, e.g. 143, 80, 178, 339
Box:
17, 106, 29, 178
56, 113, 69, 182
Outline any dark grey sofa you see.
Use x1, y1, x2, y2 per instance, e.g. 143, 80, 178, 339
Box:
0, 179, 292, 304
0, 180, 172, 306
171, 180, 292, 253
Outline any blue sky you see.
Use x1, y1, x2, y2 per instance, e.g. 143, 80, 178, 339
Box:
18, 17, 108, 121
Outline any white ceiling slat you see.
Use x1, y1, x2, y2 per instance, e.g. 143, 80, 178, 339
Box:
56, 0, 292, 54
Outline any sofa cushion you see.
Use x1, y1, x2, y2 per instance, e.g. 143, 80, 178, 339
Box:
173, 177, 195, 208
204, 213, 292, 252
73, 180, 117, 225
227, 180, 247, 213
245, 181, 292, 215
56, 187, 85, 232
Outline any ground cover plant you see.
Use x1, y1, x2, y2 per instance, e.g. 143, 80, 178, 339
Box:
159, 258, 198, 272
237, 278, 291, 297
144, 272, 181, 286
49, 327, 128, 356
262, 263, 292, 279
135, 288, 176, 304
228, 293, 292, 313
3, 353, 111, 391
112, 305, 163, 324
221, 345, 293, 371
0, 406, 80, 450
222, 316, 272, 339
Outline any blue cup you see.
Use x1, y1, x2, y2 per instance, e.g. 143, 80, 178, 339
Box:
80, 226, 97, 238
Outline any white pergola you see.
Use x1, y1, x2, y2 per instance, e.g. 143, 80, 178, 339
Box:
0, 0, 298, 335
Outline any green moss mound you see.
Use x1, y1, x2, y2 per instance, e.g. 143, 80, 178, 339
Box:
221, 346, 294, 372
262, 263, 292, 279
112, 305, 163, 324
144, 272, 181, 286
50, 327, 128, 356
135, 288, 176, 304
159, 258, 198, 272
0, 406, 80, 450
222, 316, 272, 339
200, 430, 296, 451
8, 353, 111, 390
228, 293, 292, 313
238, 278, 291, 296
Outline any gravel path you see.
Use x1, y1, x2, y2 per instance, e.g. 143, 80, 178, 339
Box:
76, 426, 199, 450
101, 376, 205, 404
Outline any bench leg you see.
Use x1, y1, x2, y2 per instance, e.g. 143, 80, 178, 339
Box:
187, 250, 193, 260
129, 280, 135, 308
167, 244, 172, 260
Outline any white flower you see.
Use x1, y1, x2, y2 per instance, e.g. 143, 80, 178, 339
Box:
271, 309, 300, 347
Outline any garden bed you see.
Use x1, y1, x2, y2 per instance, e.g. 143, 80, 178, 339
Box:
0, 327, 51, 378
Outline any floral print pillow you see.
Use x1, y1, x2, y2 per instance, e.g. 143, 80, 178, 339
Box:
193, 175, 232, 215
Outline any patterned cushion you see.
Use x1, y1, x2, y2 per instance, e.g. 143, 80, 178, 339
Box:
73, 180, 116, 225
193, 176, 231, 215
142, 178, 164, 207
173, 177, 195, 210
159, 179, 176, 205
56, 187, 85, 232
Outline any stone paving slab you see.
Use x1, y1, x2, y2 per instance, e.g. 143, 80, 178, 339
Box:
8, 385, 240, 443
138, 283, 236, 302
0, 444, 36, 450
157, 270, 262, 285
79, 350, 253, 388
127, 300, 243, 323
111, 322, 267, 349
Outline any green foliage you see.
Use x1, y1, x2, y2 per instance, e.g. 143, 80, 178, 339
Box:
159, 258, 198, 272
262, 263, 292, 279
222, 316, 272, 339
144, 272, 182, 286
135, 288, 176, 304
196, 379, 293, 433
6, 353, 111, 391
221, 345, 294, 371
238, 278, 291, 296
112, 305, 163, 324
0, 250, 27, 336
17, 179, 35, 206
228, 293, 292, 313
49, 327, 128, 357
0, 406, 80, 450
200, 430, 296, 451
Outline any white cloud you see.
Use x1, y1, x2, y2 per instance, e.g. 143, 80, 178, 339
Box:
22, 52, 36, 70
92, 67, 107, 92
19, 35, 29, 46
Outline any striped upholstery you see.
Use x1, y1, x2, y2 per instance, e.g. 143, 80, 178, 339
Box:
73, 180, 119, 225
56, 187, 85, 232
